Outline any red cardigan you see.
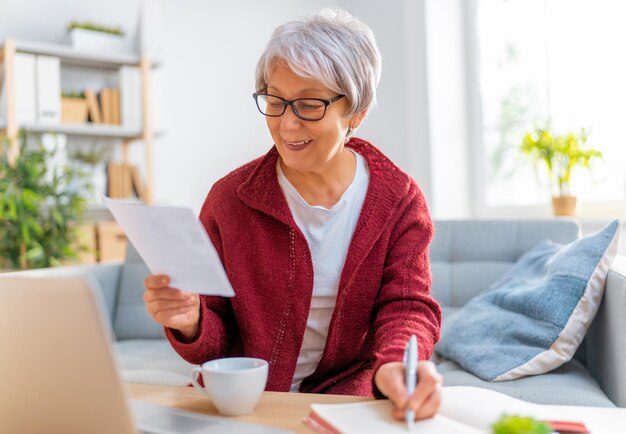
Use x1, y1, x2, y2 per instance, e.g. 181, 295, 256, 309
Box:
165, 138, 441, 397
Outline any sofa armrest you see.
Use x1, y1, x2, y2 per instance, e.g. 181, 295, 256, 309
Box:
586, 255, 626, 407
4, 262, 123, 325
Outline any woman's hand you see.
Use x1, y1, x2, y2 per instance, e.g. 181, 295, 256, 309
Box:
143, 274, 200, 340
374, 360, 442, 421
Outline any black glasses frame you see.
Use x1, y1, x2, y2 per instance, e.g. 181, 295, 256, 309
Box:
252, 92, 346, 121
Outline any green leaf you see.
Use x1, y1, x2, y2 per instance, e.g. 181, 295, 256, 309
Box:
26, 217, 44, 236
7, 196, 18, 220
52, 208, 64, 226
21, 188, 42, 211
20, 222, 30, 245
519, 125, 602, 195
25, 245, 44, 261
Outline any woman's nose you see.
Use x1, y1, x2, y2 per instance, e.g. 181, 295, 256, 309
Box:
279, 104, 302, 130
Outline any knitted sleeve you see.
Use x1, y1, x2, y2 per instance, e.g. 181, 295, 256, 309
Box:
370, 181, 442, 397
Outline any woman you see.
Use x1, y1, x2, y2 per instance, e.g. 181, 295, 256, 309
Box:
144, 8, 443, 421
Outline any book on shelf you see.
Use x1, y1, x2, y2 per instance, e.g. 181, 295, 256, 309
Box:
99, 87, 112, 124
129, 164, 147, 202
303, 386, 622, 433
122, 162, 132, 198
100, 87, 121, 125
35, 55, 61, 124
111, 88, 120, 125
107, 162, 144, 201
106, 162, 118, 198
107, 162, 125, 198
84, 88, 102, 124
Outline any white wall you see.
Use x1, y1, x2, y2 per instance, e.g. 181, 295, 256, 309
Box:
154, 0, 333, 211
343, 0, 433, 203
0, 0, 141, 43
424, 0, 471, 218
155, 0, 435, 212
1, 0, 444, 215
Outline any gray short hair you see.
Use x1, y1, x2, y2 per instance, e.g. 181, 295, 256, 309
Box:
255, 8, 382, 119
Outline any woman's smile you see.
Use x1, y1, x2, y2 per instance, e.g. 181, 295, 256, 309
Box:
283, 138, 313, 151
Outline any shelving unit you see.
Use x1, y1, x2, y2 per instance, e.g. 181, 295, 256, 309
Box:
0, 36, 158, 203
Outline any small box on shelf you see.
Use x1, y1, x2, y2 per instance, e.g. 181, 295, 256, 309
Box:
96, 221, 127, 262
60, 95, 88, 124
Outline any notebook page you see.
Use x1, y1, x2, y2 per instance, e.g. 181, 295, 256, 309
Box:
439, 387, 535, 431
440, 386, 626, 434
310, 400, 482, 434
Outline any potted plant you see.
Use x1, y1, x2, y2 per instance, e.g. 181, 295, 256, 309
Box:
520, 126, 602, 216
60, 90, 88, 124
67, 20, 132, 53
0, 131, 90, 270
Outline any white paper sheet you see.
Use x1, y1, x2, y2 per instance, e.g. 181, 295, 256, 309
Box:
103, 197, 235, 296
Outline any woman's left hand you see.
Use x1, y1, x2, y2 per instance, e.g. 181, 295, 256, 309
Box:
374, 360, 442, 421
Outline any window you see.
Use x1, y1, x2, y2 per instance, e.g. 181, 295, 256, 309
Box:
474, 0, 626, 213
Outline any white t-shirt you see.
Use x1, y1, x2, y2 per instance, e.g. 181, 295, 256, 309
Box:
276, 149, 370, 392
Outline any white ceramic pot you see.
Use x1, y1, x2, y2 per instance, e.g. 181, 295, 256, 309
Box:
70, 28, 134, 54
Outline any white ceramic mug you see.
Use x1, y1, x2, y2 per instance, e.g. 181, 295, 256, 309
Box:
190, 357, 269, 416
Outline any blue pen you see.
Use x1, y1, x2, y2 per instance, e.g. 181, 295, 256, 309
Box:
403, 335, 418, 431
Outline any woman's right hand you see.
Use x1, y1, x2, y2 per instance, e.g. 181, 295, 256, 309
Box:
143, 274, 200, 340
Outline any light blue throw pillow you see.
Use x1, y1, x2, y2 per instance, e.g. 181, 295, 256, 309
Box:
437, 219, 621, 381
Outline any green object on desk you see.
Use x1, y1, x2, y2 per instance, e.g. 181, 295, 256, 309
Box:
492, 414, 551, 434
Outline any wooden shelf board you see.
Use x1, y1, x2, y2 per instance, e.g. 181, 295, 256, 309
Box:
11, 39, 162, 69
1, 121, 164, 140
0, 121, 142, 139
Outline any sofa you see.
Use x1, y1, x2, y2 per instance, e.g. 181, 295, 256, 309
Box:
10, 219, 626, 407
430, 220, 625, 408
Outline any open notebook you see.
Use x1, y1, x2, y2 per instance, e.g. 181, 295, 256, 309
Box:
304, 386, 626, 434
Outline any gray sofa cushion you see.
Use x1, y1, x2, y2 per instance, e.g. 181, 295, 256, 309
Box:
430, 219, 580, 306
438, 358, 615, 407
435, 309, 612, 406
113, 242, 165, 339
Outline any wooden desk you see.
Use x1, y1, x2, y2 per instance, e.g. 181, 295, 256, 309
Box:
127, 383, 372, 433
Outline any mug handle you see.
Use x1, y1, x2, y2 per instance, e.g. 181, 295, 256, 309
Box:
190, 367, 211, 398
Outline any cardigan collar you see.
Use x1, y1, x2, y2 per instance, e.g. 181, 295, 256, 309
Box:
236, 137, 412, 229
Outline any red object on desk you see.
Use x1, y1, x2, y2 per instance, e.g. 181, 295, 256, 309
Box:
546, 419, 590, 433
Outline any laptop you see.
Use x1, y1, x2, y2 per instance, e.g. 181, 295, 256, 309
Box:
0, 275, 291, 434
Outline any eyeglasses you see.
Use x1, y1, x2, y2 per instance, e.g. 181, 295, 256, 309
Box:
253, 92, 345, 121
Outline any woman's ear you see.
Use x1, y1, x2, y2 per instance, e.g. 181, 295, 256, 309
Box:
349, 110, 368, 130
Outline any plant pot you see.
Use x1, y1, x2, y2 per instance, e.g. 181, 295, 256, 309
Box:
552, 195, 577, 216
61, 97, 88, 124
70, 28, 133, 54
